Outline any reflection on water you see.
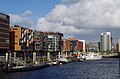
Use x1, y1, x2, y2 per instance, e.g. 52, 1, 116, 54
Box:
6, 58, 119, 79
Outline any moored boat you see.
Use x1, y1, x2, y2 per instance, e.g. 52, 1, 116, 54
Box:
58, 57, 68, 64
85, 53, 102, 60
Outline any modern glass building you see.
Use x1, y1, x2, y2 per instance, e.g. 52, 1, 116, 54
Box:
0, 13, 10, 54
100, 32, 112, 51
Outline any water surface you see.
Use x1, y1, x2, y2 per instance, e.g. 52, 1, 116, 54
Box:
5, 58, 120, 79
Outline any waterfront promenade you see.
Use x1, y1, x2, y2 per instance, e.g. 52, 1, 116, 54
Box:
5, 58, 119, 79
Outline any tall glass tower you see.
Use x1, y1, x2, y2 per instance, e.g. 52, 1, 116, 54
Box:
100, 32, 111, 51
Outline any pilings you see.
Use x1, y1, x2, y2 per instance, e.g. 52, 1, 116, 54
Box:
47, 52, 50, 61
66, 52, 67, 58
58, 52, 60, 59
6, 53, 8, 63
33, 52, 37, 65
5, 52, 11, 69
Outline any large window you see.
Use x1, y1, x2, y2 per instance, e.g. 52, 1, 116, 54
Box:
0, 23, 9, 28
0, 38, 9, 42
0, 18, 9, 24
0, 28, 9, 33
0, 33, 9, 38
0, 43, 9, 47
36, 44, 40, 46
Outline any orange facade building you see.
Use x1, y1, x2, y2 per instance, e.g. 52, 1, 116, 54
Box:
10, 25, 33, 52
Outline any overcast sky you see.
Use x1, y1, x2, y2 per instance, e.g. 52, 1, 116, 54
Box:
0, 0, 120, 43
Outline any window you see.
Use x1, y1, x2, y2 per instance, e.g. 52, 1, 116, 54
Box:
0, 28, 9, 33
36, 44, 40, 46
0, 38, 9, 42
6, 40, 9, 42
0, 43, 9, 47
0, 18, 9, 24
0, 33, 9, 38
0, 23, 9, 28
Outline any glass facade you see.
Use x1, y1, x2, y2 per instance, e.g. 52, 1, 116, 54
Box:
100, 32, 111, 51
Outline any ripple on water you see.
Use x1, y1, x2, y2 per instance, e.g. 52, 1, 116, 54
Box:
5, 58, 119, 79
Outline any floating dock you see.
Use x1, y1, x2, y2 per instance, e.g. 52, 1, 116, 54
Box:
3, 63, 50, 73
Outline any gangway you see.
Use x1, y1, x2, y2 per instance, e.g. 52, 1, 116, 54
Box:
11, 57, 27, 66
0, 56, 27, 66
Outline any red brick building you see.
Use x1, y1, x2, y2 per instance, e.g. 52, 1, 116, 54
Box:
78, 41, 83, 52
63, 38, 83, 52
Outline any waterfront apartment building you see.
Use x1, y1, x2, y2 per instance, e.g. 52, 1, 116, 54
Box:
0, 13, 10, 54
33, 31, 48, 52
78, 40, 83, 52
63, 38, 77, 52
43, 32, 63, 52
63, 38, 83, 52
10, 25, 33, 52
79, 40, 86, 52
100, 32, 112, 51
68, 38, 78, 52
63, 39, 70, 52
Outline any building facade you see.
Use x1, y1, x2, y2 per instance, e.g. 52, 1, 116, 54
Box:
33, 31, 48, 52
88, 42, 99, 52
43, 32, 63, 52
100, 32, 112, 51
63, 39, 70, 52
79, 40, 86, 52
69, 38, 78, 52
63, 38, 83, 52
78, 41, 83, 52
10, 25, 33, 52
0, 13, 10, 54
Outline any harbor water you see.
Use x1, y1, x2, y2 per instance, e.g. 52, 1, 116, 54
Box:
5, 58, 120, 79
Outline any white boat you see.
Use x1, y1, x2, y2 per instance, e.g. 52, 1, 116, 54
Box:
58, 57, 68, 64
85, 53, 102, 60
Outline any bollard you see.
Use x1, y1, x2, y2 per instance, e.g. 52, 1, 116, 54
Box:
58, 52, 60, 59
77, 52, 80, 58
6, 53, 8, 63
33, 52, 36, 65
66, 52, 67, 58
47, 52, 50, 61
9, 52, 11, 68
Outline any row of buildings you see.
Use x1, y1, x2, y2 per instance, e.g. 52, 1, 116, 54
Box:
0, 12, 120, 55
10, 26, 86, 54
87, 32, 114, 52
0, 12, 86, 55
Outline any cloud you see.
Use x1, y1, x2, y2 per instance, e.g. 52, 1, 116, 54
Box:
22, 10, 32, 17
61, 0, 82, 4
36, 0, 120, 35
9, 10, 33, 28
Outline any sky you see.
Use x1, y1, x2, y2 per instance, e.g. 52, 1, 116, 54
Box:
0, 0, 120, 43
